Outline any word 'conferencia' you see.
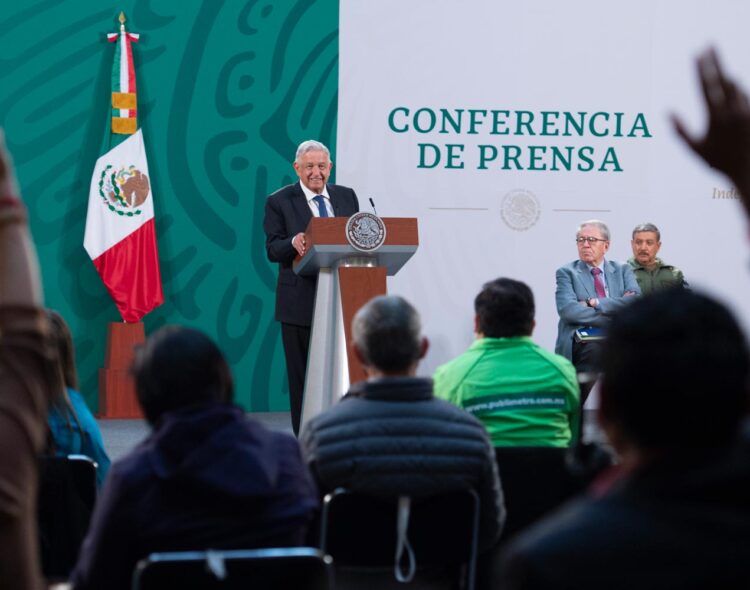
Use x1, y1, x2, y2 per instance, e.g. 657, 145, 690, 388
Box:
388, 107, 653, 172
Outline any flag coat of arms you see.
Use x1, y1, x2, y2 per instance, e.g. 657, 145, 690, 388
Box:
84, 17, 163, 322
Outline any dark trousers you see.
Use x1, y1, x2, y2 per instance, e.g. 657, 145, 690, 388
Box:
572, 339, 602, 406
571, 339, 602, 374
281, 323, 311, 437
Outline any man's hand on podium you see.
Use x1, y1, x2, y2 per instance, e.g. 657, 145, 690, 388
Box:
293, 232, 307, 256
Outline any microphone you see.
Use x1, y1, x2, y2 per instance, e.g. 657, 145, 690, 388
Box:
368, 197, 378, 216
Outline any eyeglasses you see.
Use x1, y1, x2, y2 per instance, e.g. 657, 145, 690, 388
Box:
576, 236, 608, 244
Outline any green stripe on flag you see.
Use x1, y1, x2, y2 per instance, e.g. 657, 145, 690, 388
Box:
111, 34, 121, 94
109, 34, 129, 148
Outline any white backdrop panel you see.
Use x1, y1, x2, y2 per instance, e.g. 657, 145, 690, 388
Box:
338, 0, 750, 375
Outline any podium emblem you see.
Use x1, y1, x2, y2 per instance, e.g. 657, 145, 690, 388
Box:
345, 212, 387, 252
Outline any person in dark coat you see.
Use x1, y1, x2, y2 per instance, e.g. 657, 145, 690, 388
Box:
300, 295, 505, 550
70, 326, 318, 590
497, 289, 750, 590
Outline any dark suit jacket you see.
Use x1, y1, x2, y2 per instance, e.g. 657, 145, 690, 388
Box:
554, 259, 640, 360
264, 182, 359, 326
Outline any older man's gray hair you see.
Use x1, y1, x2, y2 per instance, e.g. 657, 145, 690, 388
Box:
295, 140, 330, 162
632, 222, 660, 241
577, 219, 610, 241
352, 295, 422, 373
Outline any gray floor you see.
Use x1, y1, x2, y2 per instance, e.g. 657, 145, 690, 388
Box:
99, 410, 607, 462
99, 412, 294, 461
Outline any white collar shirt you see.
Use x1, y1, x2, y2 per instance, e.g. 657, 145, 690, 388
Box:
299, 182, 333, 217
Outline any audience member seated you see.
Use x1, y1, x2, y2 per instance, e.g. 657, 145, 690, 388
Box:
40, 311, 110, 579
627, 223, 687, 294
0, 130, 59, 590
300, 295, 505, 551
433, 277, 597, 582
497, 289, 750, 589
434, 277, 580, 448
46, 310, 110, 487
70, 326, 319, 590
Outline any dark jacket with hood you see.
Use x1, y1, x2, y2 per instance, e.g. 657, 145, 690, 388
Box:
71, 403, 318, 590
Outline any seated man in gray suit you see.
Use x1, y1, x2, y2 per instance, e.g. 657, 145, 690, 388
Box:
555, 219, 639, 376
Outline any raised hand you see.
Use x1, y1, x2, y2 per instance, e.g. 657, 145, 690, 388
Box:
0, 129, 42, 306
0, 130, 21, 203
672, 48, 750, 218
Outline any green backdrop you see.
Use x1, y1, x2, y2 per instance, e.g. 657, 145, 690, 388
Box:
0, 0, 340, 412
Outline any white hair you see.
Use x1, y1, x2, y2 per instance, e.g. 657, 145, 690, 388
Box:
295, 140, 330, 162
577, 219, 610, 241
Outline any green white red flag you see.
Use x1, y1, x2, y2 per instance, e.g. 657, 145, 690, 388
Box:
84, 16, 163, 322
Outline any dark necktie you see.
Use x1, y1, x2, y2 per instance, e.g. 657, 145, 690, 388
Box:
312, 195, 329, 217
591, 267, 606, 299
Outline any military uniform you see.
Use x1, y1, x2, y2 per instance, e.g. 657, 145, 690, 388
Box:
627, 257, 686, 294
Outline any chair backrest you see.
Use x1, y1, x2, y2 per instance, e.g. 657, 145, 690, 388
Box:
494, 446, 577, 541
63, 454, 98, 504
320, 488, 480, 589
132, 547, 333, 590
37, 454, 98, 580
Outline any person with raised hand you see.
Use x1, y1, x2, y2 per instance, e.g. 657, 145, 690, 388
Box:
673, 48, 750, 219
0, 130, 59, 589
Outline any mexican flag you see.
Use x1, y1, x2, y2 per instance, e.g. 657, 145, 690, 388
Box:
84, 21, 163, 322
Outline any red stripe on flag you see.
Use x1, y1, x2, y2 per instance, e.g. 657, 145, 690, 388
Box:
92, 218, 163, 322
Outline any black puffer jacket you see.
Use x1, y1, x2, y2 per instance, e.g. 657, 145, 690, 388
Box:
300, 377, 505, 549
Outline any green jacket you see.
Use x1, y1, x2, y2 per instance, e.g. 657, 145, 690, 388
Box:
627, 257, 686, 295
433, 337, 580, 447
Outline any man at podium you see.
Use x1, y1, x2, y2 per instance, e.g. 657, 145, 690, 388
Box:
263, 140, 359, 435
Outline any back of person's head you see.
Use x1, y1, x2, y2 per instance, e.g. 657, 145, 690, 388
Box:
45, 309, 82, 446
132, 326, 234, 425
600, 289, 750, 450
352, 295, 423, 373
47, 309, 79, 390
475, 278, 535, 338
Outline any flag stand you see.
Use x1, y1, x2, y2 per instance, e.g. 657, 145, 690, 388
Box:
97, 322, 144, 419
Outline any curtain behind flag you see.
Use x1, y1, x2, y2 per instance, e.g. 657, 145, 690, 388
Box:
84, 18, 163, 322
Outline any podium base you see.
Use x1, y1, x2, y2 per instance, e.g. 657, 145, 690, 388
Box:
300, 265, 387, 431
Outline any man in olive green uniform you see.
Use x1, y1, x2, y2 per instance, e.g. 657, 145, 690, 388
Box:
628, 223, 687, 294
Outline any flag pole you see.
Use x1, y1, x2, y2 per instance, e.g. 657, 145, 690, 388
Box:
91, 11, 162, 418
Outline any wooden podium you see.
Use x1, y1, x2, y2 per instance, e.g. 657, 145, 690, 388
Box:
295, 216, 418, 430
